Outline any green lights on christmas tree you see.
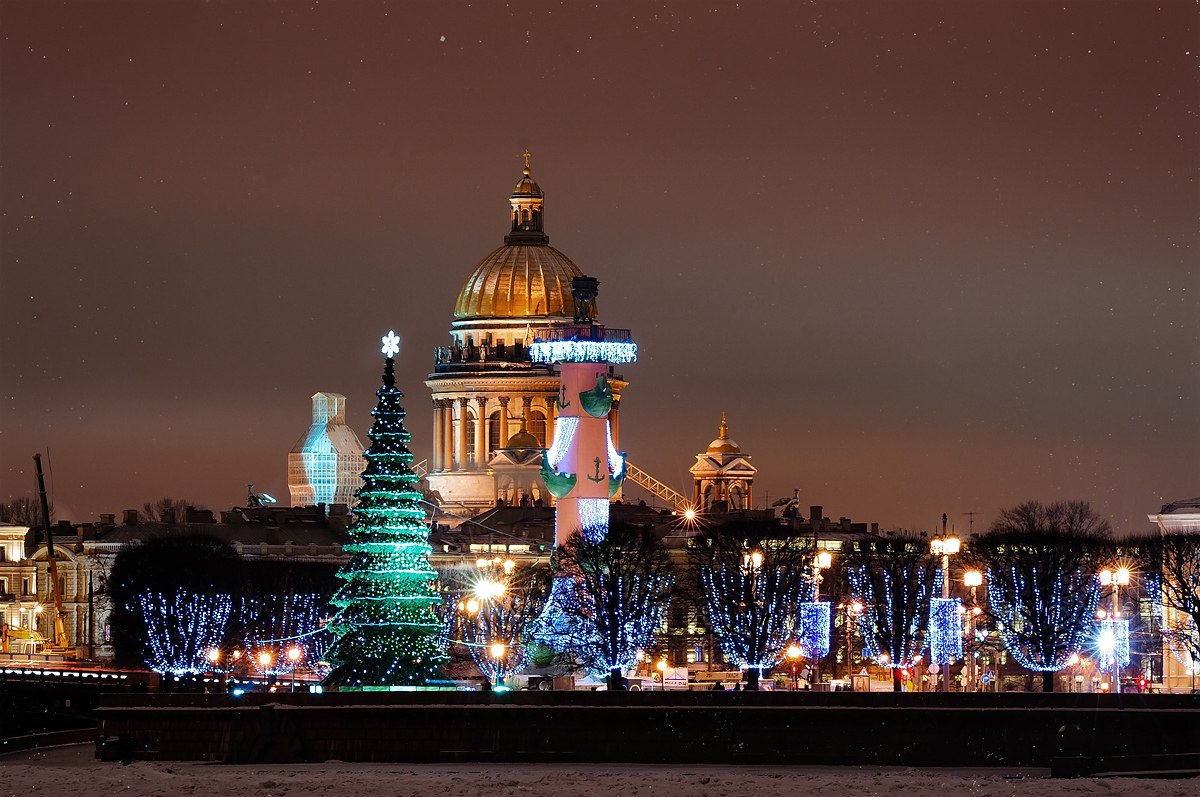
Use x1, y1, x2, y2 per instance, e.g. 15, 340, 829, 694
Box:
323, 331, 447, 687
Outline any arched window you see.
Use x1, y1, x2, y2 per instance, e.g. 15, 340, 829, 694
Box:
730, 485, 744, 510
528, 410, 546, 446
465, 409, 476, 461
489, 411, 502, 451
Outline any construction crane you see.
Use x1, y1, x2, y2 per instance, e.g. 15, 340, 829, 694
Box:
622, 462, 690, 513
33, 453, 71, 653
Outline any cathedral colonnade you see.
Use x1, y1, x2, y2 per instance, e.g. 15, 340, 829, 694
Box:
429, 390, 616, 472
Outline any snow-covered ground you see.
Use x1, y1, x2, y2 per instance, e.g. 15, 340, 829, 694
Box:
2, 745, 1197, 796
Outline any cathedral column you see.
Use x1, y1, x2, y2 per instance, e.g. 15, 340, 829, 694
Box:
610, 395, 621, 450
431, 399, 443, 471
457, 397, 470, 472
442, 399, 455, 471
498, 396, 510, 448
475, 396, 488, 466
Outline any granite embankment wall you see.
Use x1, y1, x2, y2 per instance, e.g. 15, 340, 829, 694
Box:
95, 691, 1200, 767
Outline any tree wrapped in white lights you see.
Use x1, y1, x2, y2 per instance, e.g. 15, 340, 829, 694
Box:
542, 522, 673, 690
690, 521, 815, 690
969, 501, 1107, 692
846, 537, 942, 691
324, 332, 447, 687
139, 590, 233, 676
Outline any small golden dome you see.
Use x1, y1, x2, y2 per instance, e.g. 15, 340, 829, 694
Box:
706, 411, 741, 454
505, 417, 540, 449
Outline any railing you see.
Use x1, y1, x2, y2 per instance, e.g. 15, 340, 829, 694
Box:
623, 462, 689, 512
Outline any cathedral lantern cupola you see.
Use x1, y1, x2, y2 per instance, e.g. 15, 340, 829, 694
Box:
505, 150, 548, 245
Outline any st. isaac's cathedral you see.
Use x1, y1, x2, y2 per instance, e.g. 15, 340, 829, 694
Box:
423, 155, 631, 516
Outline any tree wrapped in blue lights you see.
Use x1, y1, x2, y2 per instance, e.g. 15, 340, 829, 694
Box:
139, 589, 233, 675
106, 533, 243, 669
690, 521, 815, 690
324, 333, 447, 686
969, 500, 1108, 692
541, 522, 673, 690
846, 537, 942, 691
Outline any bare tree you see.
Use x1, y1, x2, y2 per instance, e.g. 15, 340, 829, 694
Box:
1145, 533, 1200, 673
0, 496, 51, 527
545, 522, 674, 690
969, 500, 1109, 692
690, 519, 814, 690
139, 497, 197, 523
845, 536, 943, 691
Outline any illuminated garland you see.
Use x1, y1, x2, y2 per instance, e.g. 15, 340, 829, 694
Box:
323, 348, 447, 687
927, 598, 963, 665
848, 565, 941, 668
605, 422, 625, 480
1094, 618, 1130, 668
529, 340, 637, 364
547, 417, 578, 469
240, 593, 332, 675
137, 590, 233, 676
797, 602, 831, 658
986, 567, 1099, 672
578, 498, 611, 543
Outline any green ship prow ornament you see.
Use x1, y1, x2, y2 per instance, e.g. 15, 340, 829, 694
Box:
579, 373, 613, 418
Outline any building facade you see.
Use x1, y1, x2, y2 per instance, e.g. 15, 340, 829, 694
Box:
287, 392, 367, 508
425, 156, 628, 518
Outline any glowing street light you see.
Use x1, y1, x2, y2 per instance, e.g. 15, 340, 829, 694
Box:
287, 646, 302, 692
786, 644, 802, 689
656, 658, 668, 690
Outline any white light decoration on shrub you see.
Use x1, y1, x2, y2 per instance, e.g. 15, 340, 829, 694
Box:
928, 597, 963, 664
797, 601, 831, 658
529, 340, 637, 364
547, 416, 579, 469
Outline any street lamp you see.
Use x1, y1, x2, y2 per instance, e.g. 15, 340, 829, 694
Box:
1098, 567, 1131, 694
811, 551, 833, 688
930, 535, 961, 692
844, 600, 863, 686
287, 645, 302, 693
656, 658, 668, 690
963, 570, 983, 692
786, 644, 802, 689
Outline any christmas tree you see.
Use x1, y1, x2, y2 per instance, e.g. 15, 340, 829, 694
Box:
324, 331, 446, 686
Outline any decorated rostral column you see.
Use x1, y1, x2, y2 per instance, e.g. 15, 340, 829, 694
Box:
530, 276, 636, 544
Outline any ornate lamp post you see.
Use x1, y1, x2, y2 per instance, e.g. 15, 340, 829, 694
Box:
963, 570, 983, 692
287, 645, 302, 692
810, 551, 833, 687
786, 644, 802, 689
1098, 567, 1131, 694
930, 534, 961, 691
656, 658, 668, 690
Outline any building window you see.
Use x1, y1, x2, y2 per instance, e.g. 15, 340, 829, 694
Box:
528, 411, 546, 446
22, 578, 31, 596
488, 411, 502, 450
465, 409, 476, 461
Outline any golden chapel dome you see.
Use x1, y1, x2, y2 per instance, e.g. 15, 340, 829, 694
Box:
706, 411, 742, 454
453, 154, 593, 321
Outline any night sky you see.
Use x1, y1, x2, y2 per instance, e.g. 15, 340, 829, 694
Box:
3, 1, 1196, 534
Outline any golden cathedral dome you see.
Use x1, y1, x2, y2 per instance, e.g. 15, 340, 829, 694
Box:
706, 411, 742, 454
454, 244, 583, 319
453, 153, 594, 321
